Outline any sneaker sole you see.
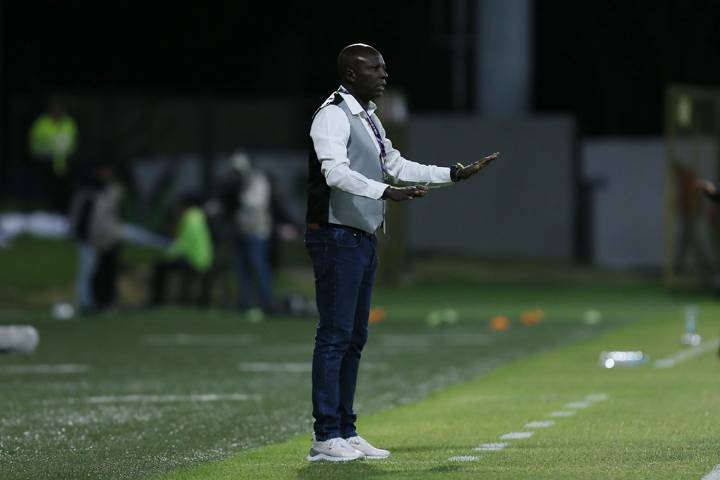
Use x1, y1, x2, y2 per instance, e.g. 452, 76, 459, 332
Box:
306, 452, 364, 462
363, 453, 390, 459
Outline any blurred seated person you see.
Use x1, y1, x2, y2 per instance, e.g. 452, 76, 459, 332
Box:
150, 194, 213, 306
27, 99, 78, 210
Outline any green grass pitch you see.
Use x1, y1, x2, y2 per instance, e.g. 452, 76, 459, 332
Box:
1, 241, 719, 479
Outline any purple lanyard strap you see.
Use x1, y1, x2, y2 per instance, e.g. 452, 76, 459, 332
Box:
363, 111, 390, 180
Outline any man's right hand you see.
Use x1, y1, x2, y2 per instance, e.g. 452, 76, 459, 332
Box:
382, 185, 429, 201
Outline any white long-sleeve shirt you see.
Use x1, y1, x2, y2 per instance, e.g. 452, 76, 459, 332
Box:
310, 88, 452, 200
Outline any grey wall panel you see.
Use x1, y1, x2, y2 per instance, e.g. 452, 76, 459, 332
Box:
582, 139, 666, 269
405, 116, 575, 258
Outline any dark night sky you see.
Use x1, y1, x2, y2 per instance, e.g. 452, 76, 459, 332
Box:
3, 0, 720, 135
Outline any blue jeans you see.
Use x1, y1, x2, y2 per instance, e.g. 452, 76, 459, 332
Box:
234, 235, 273, 310
75, 242, 97, 311
305, 225, 378, 441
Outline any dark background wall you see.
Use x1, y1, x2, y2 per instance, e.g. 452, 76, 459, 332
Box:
2, 0, 720, 264
3, 1, 720, 132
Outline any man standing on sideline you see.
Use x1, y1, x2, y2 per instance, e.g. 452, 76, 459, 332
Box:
305, 43, 498, 462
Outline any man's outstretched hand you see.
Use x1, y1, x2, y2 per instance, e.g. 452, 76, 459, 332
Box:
454, 152, 500, 181
382, 185, 429, 201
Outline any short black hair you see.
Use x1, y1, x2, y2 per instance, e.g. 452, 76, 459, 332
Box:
337, 43, 379, 80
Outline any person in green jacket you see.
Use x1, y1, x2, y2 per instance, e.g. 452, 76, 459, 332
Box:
28, 101, 78, 177
150, 194, 214, 305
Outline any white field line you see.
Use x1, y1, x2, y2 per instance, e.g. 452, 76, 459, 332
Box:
654, 338, 720, 369
468, 394, 610, 459
0, 364, 90, 374
702, 464, 720, 480
86, 393, 260, 404
585, 393, 609, 402
500, 431, 534, 440
143, 334, 256, 347
524, 420, 555, 429
238, 362, 388, 373
549, 410, 576, 417
474, 442, 508, 452
447, 456, 479, 462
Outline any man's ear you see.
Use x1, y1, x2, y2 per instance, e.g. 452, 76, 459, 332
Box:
345, 68, 356, 83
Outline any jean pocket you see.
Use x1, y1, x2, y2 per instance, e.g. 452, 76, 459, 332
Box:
334, 228, 362, 248
305, 237, 330, 278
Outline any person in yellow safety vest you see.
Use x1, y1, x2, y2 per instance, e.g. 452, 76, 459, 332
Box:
28, 101, 78, 177
150, 194, 214, 306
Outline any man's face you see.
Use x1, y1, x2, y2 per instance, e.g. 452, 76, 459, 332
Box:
349, 52, 388, 103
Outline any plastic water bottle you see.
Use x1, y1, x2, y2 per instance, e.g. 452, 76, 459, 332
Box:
599, 351, 647, 368
681, 305, 702, 346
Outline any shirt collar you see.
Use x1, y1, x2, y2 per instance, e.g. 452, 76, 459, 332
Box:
338, 85, 376, 116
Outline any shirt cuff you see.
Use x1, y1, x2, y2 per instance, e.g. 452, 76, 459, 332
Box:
450, 165, 460, 182
366, 179, 390, 200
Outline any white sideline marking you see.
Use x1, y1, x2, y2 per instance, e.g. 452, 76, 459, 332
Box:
143, 334, 255, 347
654, 338, 720, 369
238, 362, 388, 373
524, 420, 555, 429
565, 401, 591, 409
702, 464, 720, 480
500, 431, 533, 440
474, 442, 507, 452
549, 411, 576, 417
0, 364, 90, 375
86, 393, 260, 404
585, 393, 609, 402
448, 456, 479, 462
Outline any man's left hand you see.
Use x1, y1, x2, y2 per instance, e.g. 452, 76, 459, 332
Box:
454, 152, 500, 181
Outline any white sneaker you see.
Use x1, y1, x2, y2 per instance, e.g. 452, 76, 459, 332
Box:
306, 437, 365, 462
346, 435, 390, 459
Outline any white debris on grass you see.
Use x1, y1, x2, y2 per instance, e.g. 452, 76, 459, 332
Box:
448, 455, 479, 462
0, 364, 89, 375
565, 401, 591, 409
86, 393, 260, 404
0, 325, 40, 353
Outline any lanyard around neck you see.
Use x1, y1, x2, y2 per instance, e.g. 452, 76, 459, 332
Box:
338, 87, 390, 180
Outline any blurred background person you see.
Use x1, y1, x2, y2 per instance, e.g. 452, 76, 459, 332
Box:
671, 164, 709, 275
268, 172, 301, 273
68, 163, 123, 313
150, 194, 213, 306
695, 178, 720, 201
27, 98, 78, 211
221, 152, 275, 313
